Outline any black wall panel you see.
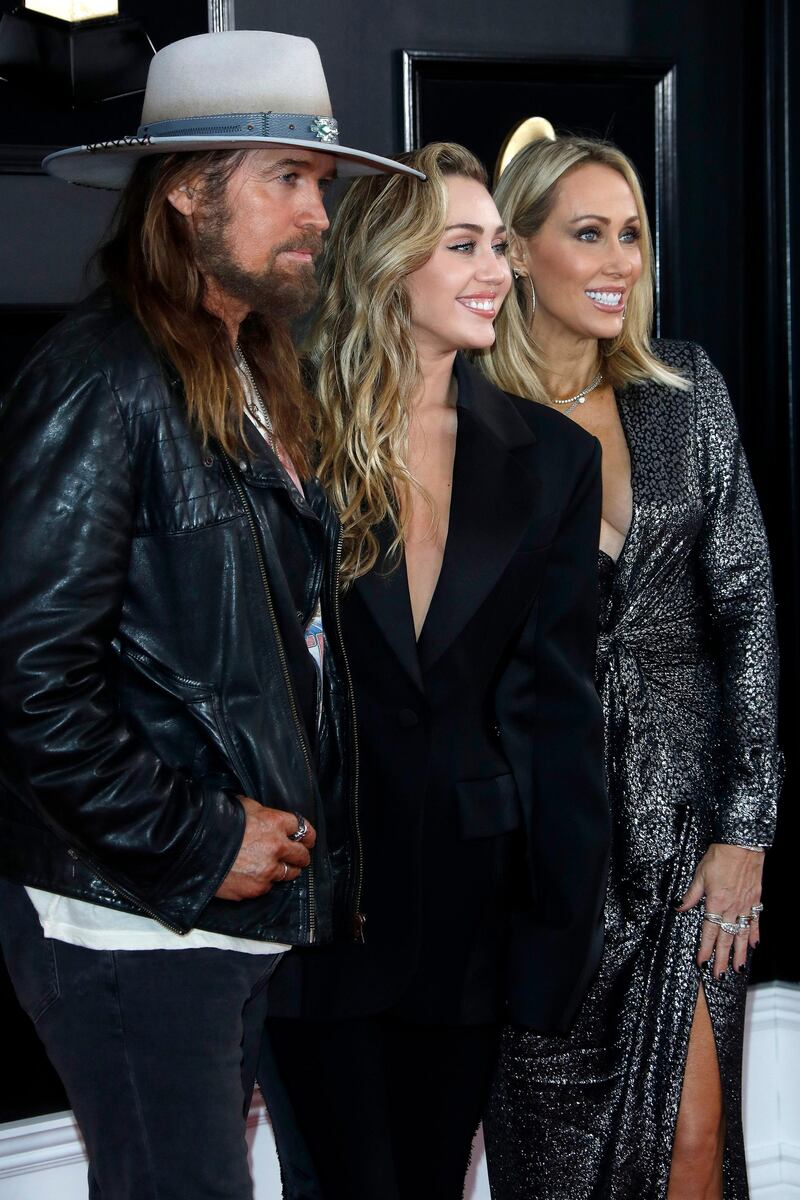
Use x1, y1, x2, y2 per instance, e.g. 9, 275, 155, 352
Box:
0, 0, 796, 1120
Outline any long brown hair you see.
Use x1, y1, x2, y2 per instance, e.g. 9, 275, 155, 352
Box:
311, 142, 487, 585
100, 151, 313, 473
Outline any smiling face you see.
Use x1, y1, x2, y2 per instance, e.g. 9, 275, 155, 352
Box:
515, 162, 643, 343
402, 174, 512, 360
170, 147, 336, 321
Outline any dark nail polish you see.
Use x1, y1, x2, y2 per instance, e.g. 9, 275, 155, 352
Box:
737, 965, 746, 974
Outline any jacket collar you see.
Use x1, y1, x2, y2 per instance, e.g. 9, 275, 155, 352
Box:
416, 355, 539, 672
354, 355, 540, 686
354, 527, 424, 692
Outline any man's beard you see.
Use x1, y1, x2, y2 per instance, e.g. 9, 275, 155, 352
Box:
194, 203, 321, 322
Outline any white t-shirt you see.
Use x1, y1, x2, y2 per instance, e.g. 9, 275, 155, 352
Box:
25, 885, 290, 954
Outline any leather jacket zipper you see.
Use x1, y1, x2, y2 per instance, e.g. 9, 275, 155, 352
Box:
332, 527, 365, 941
66, 846, 186, 936
222, 454, 317, 943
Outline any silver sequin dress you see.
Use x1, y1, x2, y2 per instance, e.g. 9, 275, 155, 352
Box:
483, 341, 782, 1200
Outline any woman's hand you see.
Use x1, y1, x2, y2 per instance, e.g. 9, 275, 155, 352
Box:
677, 843, 764, 978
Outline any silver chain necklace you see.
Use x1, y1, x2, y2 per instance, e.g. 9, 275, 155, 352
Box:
550, 371, 604, 414
235, 343, 275, 452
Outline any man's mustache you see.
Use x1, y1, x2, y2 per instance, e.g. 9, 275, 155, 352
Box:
272, 235, 324, 261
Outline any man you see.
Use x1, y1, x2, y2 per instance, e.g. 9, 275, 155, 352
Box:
0, 31, 421, 1200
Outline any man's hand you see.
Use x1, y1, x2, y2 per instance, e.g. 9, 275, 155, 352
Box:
215, 797, 316, 901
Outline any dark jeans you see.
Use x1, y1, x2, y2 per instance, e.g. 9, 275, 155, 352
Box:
0, 880, 281, 1200
264, 1014, 500, 1200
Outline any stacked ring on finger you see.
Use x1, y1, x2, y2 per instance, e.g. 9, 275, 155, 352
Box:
751, 903, 764, 919
288, 811, 309, 842
703, 913, 749, 935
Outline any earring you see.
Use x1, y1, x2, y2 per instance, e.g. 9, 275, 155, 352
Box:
513, 270, 536, 320
621, 307, 626, 324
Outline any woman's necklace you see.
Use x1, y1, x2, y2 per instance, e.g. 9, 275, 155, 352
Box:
550, 370, 604, 415
235, 343, 276, 453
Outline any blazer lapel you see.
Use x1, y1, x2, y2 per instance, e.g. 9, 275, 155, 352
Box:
417, 356, 540, 674
353, 519, 424, 693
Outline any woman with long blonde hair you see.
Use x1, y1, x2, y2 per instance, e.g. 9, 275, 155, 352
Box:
264, 141, 610, 1200
480, 134, 781, 1200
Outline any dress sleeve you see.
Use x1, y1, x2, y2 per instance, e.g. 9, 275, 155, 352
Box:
692, 344, 782, 845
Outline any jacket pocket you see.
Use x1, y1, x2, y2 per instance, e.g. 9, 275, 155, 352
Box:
116, 645, 256, 798
455, 774, 522, 840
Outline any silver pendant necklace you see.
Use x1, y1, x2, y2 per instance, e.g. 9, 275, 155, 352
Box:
235, 343, 275, 452
550, 371, 604, 414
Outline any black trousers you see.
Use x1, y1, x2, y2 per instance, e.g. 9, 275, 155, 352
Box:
264, 1014, 500, 1200
0, 880, 281, 1200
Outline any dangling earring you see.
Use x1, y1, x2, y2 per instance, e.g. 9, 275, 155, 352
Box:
513, 270, 536, 320
621, 306, 626, 324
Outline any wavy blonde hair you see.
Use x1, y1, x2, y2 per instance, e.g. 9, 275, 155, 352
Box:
311, 142, 487, 584
476, 135, 687, 401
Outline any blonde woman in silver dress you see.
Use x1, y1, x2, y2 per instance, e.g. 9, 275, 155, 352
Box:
479, 135, 781, 1200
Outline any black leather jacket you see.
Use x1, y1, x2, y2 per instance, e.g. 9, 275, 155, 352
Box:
0, 289, 358, 946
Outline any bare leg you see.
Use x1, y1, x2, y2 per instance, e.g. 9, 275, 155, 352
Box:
667, 986, 725, 1200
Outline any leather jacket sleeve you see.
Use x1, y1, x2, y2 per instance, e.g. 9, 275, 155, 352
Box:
0, 351, 245, 931
497, 436, 610, 1030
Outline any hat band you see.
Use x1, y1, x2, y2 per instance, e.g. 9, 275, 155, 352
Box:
138, 112, 340, 145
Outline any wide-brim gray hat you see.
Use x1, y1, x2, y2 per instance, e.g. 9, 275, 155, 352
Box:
44, 31, 424, 189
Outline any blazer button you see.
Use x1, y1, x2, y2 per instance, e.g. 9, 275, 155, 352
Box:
397, 708, 419, 729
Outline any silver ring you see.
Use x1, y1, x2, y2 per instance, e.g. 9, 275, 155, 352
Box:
288, 812, 309, 843
719, 920, 744, 936
280, 862, 288, 881
751, 903, 764, 918
703, 913, 725, 923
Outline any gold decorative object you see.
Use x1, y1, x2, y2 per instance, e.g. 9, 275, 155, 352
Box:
494, 116, 557, 185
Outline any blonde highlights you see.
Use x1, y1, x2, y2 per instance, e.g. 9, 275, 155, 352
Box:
312, 142, 488, 584
477, 135, 687, 401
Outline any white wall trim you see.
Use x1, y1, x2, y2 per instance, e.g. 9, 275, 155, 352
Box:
743, 981, 800, 1197
1, 982, 798, 1200
0, 1112, 85, 1179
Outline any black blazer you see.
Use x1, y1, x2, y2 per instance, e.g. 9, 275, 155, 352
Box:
269, 356, 610, 1032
